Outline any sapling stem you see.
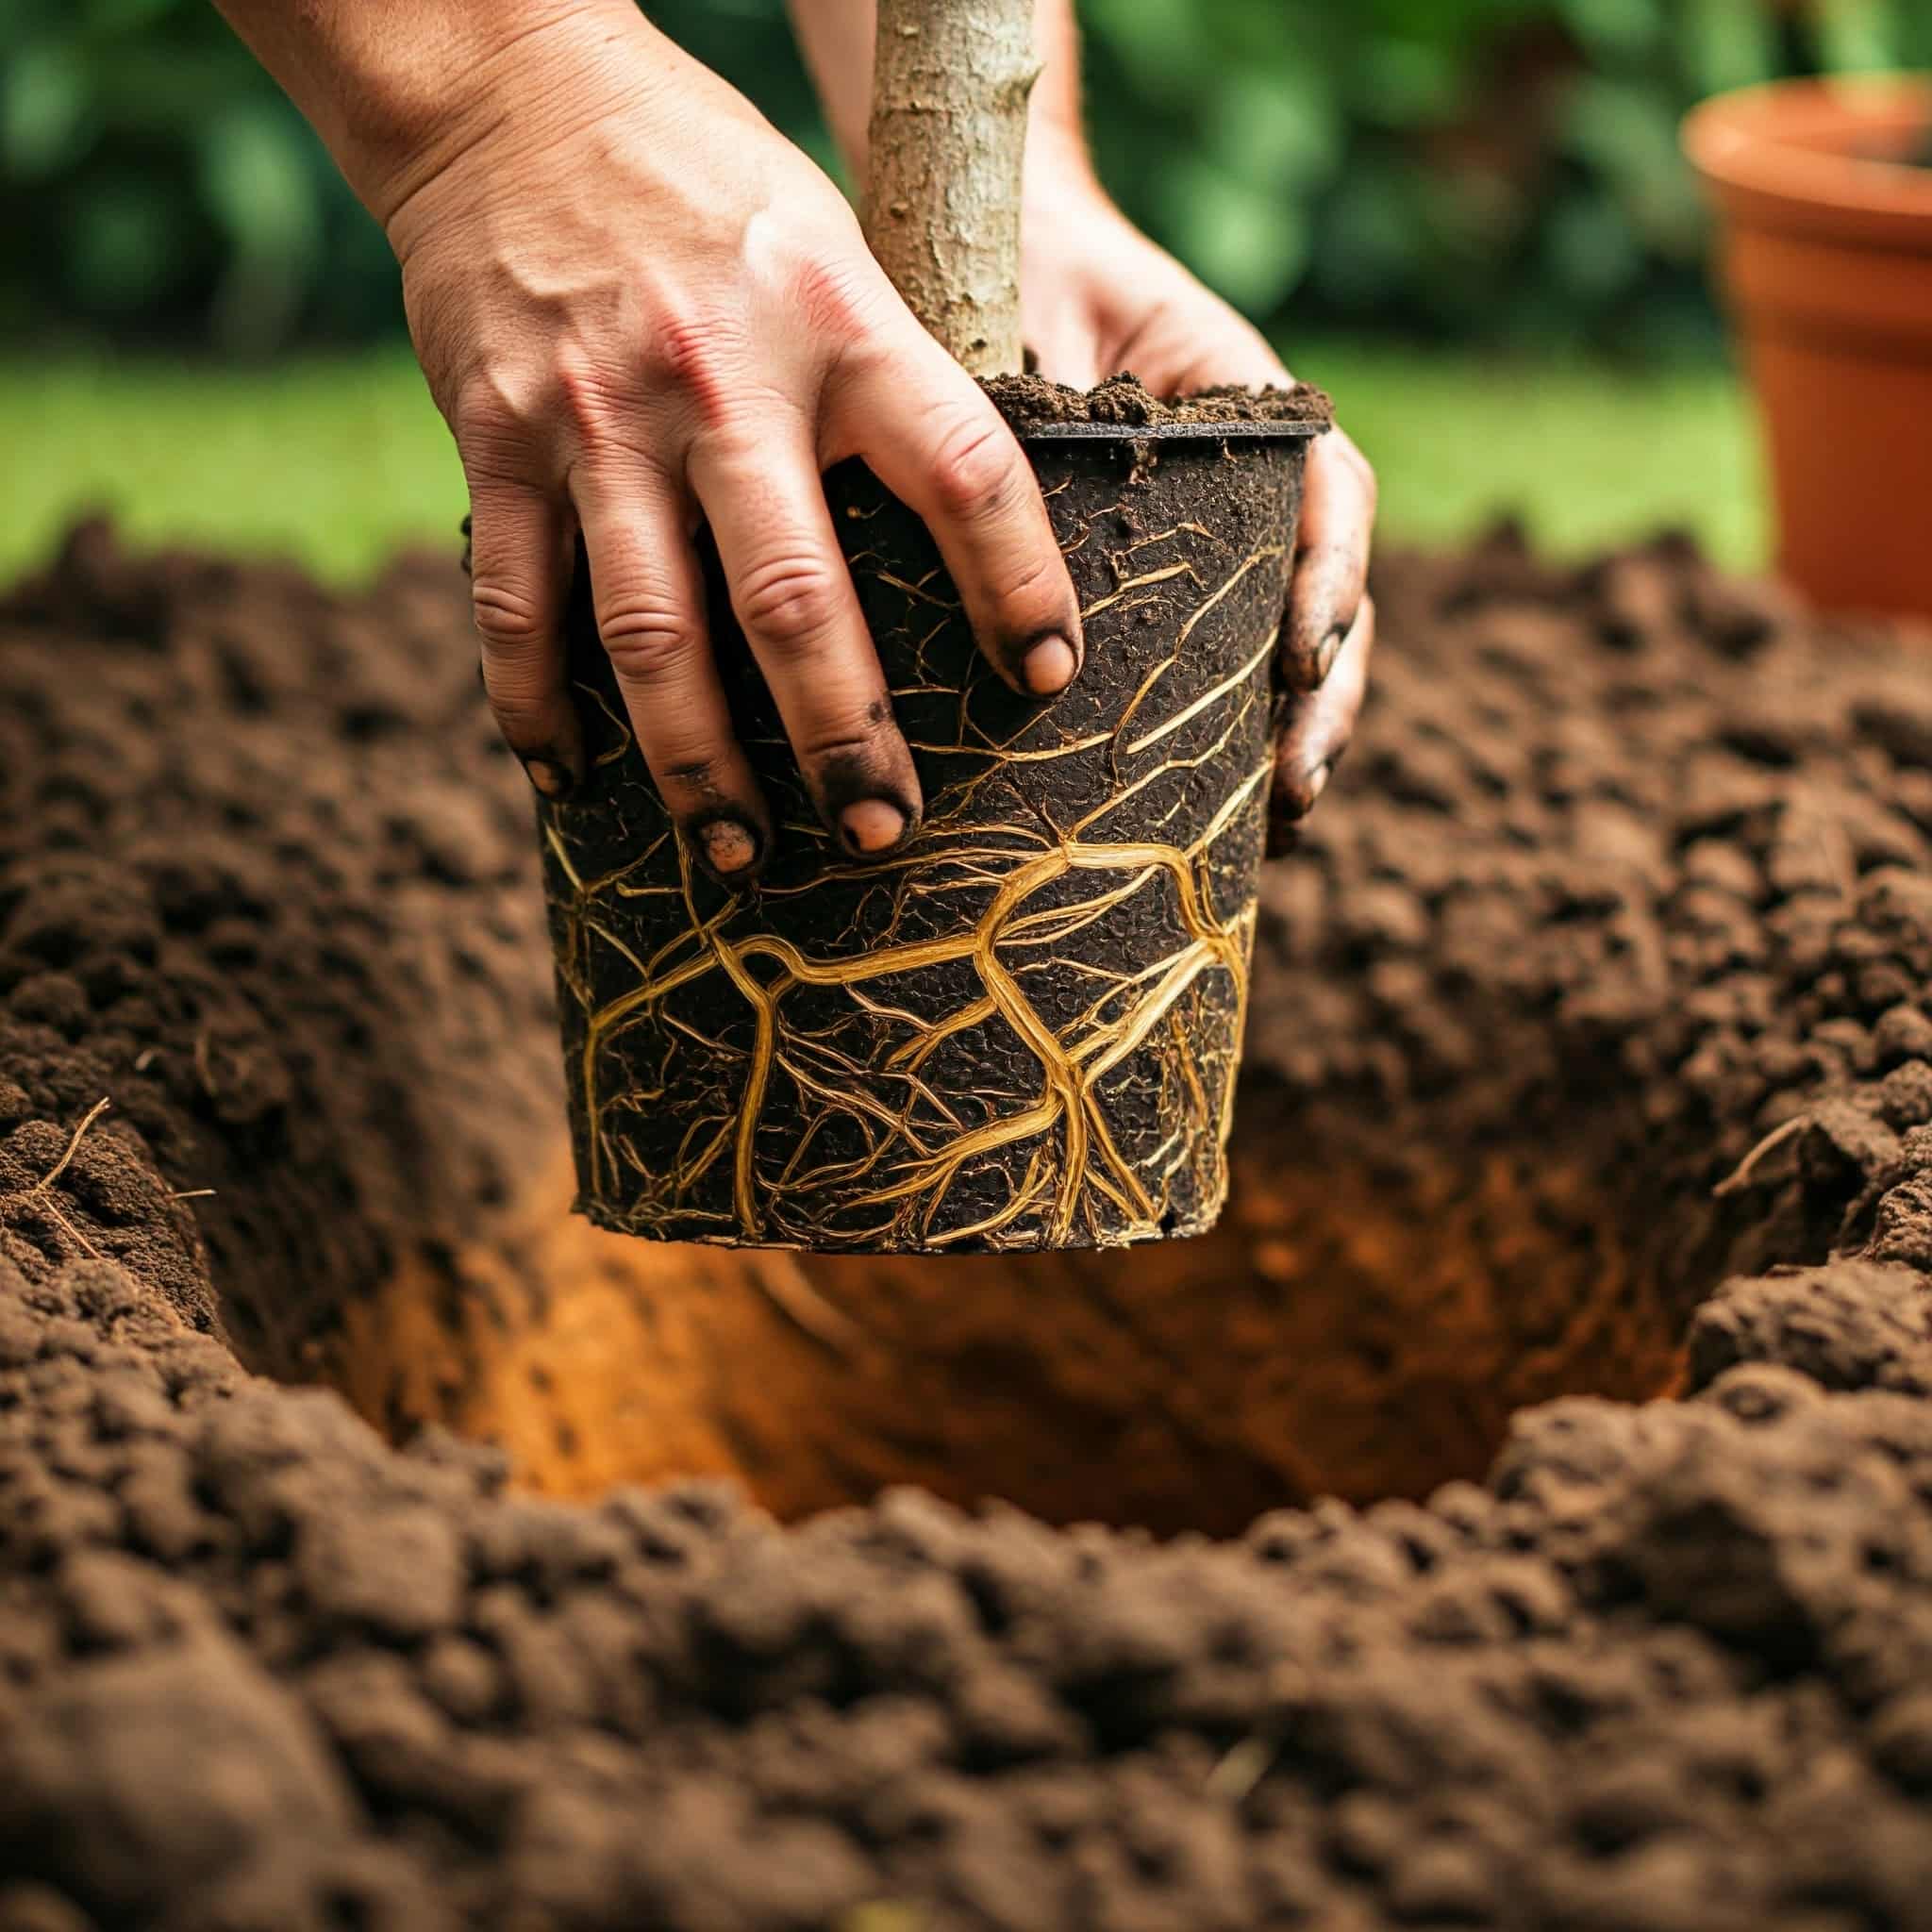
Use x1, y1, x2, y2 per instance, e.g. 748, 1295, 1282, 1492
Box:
861, 0, 1039, 375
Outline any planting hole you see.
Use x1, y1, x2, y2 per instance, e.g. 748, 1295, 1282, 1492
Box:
319, 1096, 1696, 1537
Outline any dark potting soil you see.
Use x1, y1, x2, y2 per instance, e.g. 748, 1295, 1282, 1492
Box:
0, 520, 558, 1380
8, 523, 1932, 1926
984, 372, 1333, 430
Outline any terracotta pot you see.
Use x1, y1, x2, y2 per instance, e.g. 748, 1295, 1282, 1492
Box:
1685, 76, 1932, 621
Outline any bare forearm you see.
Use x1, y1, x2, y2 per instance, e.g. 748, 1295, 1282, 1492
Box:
207, 0, 651, 226
786, 0, 1093, 186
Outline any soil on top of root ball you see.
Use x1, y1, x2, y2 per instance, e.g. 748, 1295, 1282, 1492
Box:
986, 369, 1333, 428
7, 522, 1932, 1928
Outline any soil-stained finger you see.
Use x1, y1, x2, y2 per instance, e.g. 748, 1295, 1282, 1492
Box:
569, 463, 772, 885
686, 425, 922, 859
466, 481, 583, 799
1268, 594, 1374, 853
830, 330, 1082, 699
1282, 428, 1376, 695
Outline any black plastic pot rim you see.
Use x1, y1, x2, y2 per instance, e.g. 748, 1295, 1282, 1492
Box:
1014, 420, 1327, 443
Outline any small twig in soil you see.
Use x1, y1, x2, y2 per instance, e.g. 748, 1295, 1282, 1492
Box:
35, 1200, 100, 1261
1206, 1734, 1279, 1803
167, 1188, 218, 1201
19, 1096, 114, 1263
25, 1096, 111, 1198
1713, 1112, 1808, 1197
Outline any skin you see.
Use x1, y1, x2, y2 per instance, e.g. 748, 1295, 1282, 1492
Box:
795, 0, 1375, 853
213, 0, 1374, 875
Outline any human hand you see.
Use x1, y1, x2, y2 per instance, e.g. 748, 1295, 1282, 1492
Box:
382, 11, 1082, 880
1021, 149, 1376, 855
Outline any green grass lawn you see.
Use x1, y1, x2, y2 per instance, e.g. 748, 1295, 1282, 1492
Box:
0, 342, 1766, 588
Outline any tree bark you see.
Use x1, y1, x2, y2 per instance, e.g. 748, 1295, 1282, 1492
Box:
862, 0, 1038, 375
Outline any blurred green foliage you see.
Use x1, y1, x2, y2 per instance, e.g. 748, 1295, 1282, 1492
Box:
4, 0, 1929, 354
0, 341, 1764, 584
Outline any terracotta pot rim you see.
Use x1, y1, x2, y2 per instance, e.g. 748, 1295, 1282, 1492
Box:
1685, 74, 1932, 247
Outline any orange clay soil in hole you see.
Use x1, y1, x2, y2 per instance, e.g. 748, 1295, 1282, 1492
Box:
323, 1114, 1687, 1538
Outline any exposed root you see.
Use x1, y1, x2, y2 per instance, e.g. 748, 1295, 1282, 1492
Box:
24, 1095, 110, 1198
1715, 1111, 1809, 1197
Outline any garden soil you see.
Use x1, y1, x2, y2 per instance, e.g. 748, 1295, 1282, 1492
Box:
8, 519, 1932, 1927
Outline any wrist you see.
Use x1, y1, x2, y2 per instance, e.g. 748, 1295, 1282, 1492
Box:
338, 2, 670, 237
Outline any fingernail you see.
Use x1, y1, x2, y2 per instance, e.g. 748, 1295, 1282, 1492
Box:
1316, 623, 1347, 685
840, 799, 908, 857
521, 756, 575, 802
1020, 635, 1078, 696
1302, 759, 1333, 809
694, 815, 761, 881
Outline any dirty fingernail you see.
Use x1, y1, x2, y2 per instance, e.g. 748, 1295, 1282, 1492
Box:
695, 816, 760, 880
840, 799, 908, 856
521, 757, 575, 802
1020, 635, 1078, 695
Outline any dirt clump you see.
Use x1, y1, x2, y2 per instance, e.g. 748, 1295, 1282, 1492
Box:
7, 522, 1932, 1925
0, 518, 558, 1378
8, 1246, 1932, 1928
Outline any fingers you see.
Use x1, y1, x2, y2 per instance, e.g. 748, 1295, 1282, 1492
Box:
1268, 594, 1374, 857
1024, 315, 1102, 393
569, 461, 773, 885
1282, 427, 1376, 696
687, 425, 923, 859
829, 332, 1083, 698
466, 479, 583, 800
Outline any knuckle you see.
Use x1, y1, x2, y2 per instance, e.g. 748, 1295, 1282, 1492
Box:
599, 602, 704, 687
796, 694, 896, 768
789, 252, 882, 341
471, 579, 550, 652
640, 308, 742, 427
826, 325, 897, 391
479, 665, 553, 745
452, 369, 541, 456
733, 554, 845, 652
554, 355, 629, 452
659, 754, 723, 791
989, 539, 1062, 613
928, 411, 1024, 525
799, 729, 888, 774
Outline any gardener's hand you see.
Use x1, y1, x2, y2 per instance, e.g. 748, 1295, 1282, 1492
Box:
1022, 148, 1376, 856
373, 10, 1081, 877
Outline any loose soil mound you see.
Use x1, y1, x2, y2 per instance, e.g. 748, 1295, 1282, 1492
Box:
7, 523, 1932, 1928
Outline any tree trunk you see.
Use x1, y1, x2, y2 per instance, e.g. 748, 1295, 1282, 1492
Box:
862, 0, 1038, 375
